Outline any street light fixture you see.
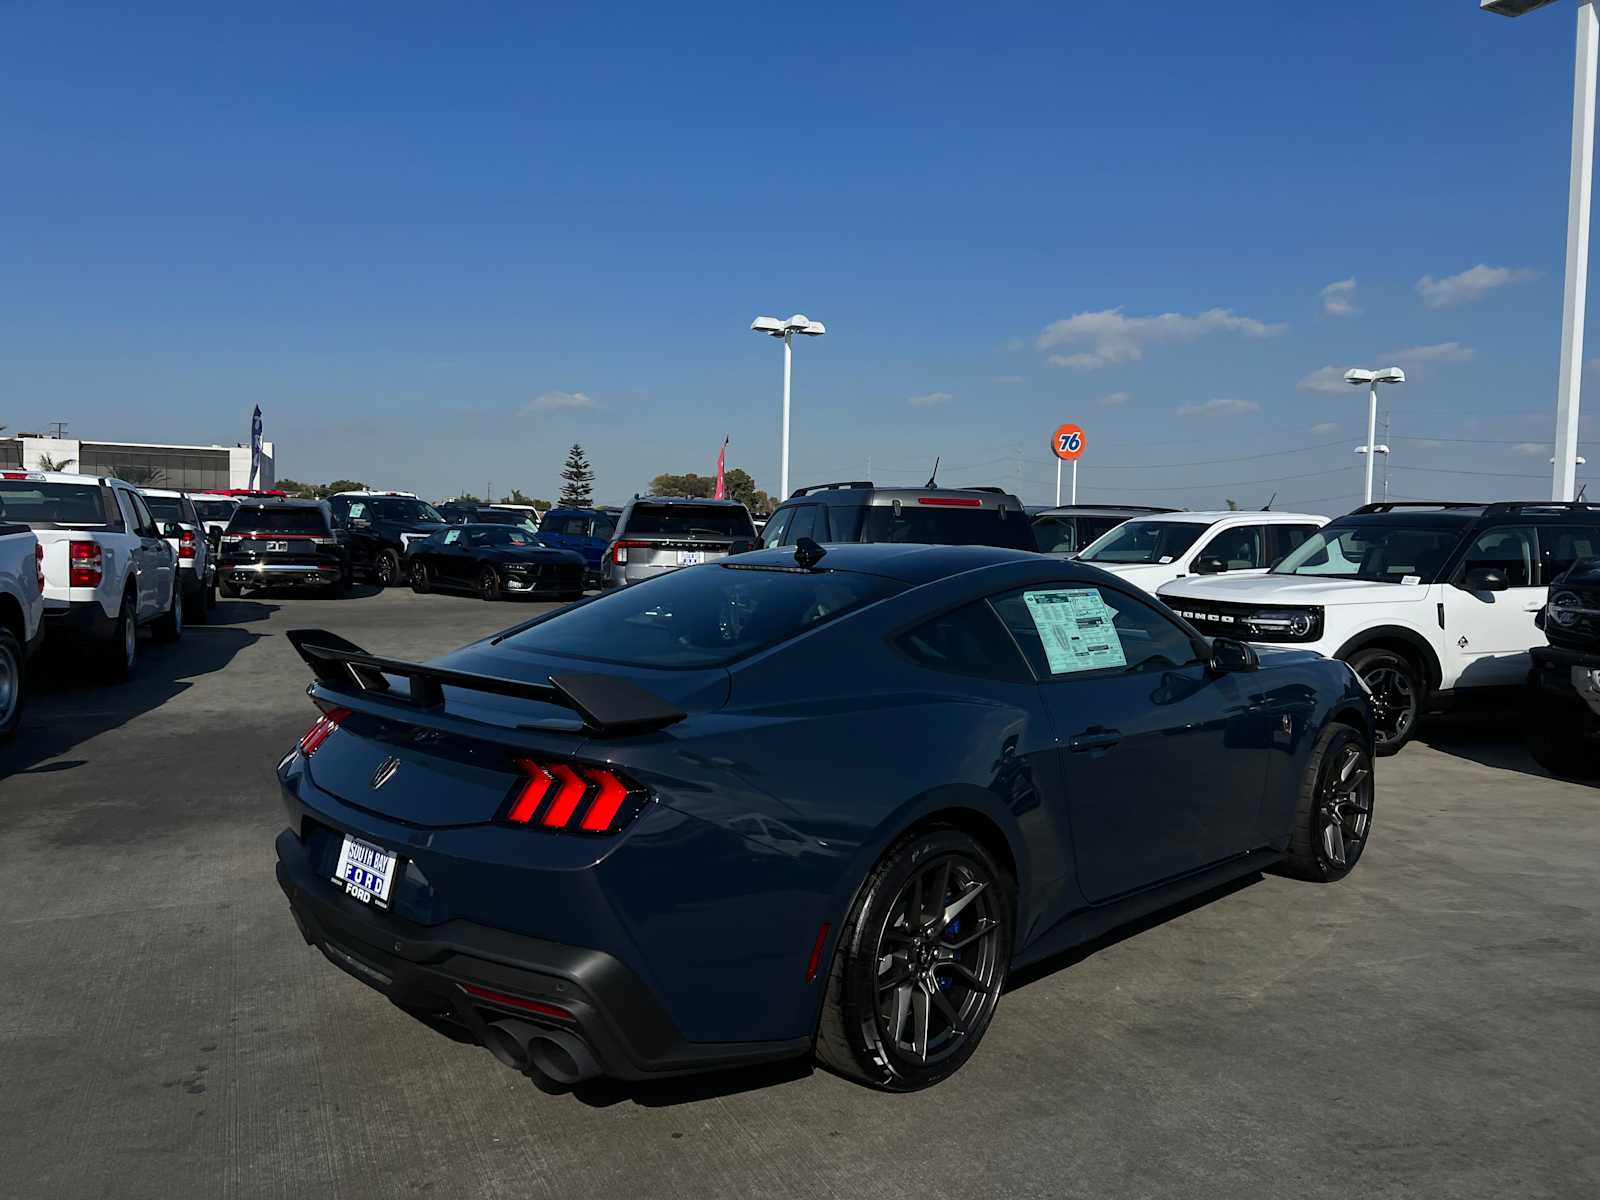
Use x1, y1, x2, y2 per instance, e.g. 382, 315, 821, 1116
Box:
1345, 368, 1405, 505
750, 313, 827, 502
1356, 443, 1392, 501
1482, 0, 1596, 500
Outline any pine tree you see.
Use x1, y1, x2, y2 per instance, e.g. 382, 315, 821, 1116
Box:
559, 444, 595, 506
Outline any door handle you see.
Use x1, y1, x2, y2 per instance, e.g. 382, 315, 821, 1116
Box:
1069, 728, 1123, 753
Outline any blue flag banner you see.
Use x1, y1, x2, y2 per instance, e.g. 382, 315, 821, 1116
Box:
249, 406, 263, 489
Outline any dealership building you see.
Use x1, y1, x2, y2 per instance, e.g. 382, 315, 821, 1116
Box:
0, 434, 275, 491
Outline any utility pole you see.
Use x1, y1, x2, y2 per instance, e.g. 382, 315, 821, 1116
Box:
1381, 412, 1392, 501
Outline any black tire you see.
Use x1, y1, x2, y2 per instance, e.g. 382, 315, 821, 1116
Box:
101, 592, 138, 682
374, 549, 401, 588
153, 583, 183, 644
219, 579, 241, 598
0, 628, 25, 740
478, 566, 501, 602
184, 583, 209, 624
410, 561, 431, 594
205, 582, 217, 611
1525, 690, 1600, 778
1279, 723, 1375, 883
815, 827, 1013, 1091
1345, 647, 1422, 755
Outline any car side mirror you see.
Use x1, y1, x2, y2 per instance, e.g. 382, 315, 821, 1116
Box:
1462, 566, 1509, 592
1193, 556, 1228, 575
162, 522, 184, 538
1209, 637, 1259, 674
729, 538, 756, 555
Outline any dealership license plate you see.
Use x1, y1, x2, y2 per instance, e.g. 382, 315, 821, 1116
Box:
265, 540, 288, 553
677, 550, 704, 565
332, 834, 398, 908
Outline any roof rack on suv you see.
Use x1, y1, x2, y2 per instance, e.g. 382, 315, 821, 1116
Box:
1350, 502, 1487, 514
789, 481, 874, 498
1481, 501, 1600, 517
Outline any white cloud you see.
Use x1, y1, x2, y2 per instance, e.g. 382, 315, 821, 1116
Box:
1177, 397, 1260, 417
1298, 366, 1352, 394
1378, 342, 1474, 366
1417, 264, 1536, 308
1037, 306, 1285, 369
1512, 442, 1547, 457
992, 374, 1025, 385
1005, 337, 1025, 353
1311, 421, 1341, 435
1098, 391, 1130, 408
906, 391, 952, 408
527, 389, 597, 412
1321, 277, 1360, 317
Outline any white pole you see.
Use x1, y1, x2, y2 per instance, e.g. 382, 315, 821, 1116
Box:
1055, 458, 1062, 506
1555, 0, 1599, 502
1363, 384, 1378, 505
1071, 459, 1078, 505
780, 332, 793, 502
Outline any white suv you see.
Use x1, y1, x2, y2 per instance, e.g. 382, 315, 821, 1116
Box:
0, 471, 183, 679
141, 488, 216, 621
1158, 501, 1600, 753
1074, 510, 1329, 594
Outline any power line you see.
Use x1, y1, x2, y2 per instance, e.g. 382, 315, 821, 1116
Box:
951, 465, 1359, 493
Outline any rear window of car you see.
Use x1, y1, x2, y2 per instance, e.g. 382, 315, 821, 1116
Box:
501, 563, 902, 667
228, 505, 329, 533
859, 505, 1034, 550
0, 480, 119, 530
623, 504, 755, 539
192, 500, 238, 522
143, 496, 189, 523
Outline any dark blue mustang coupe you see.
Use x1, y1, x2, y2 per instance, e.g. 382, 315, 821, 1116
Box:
275, 542, 1374, 1091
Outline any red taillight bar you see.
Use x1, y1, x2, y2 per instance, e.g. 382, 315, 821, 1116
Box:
298, 707, 351, 756
459, 983, 573, 1021
34, 544, 44, 594
540, 763, 588, 827
917, 496, 983, 507
178, 529, 197, 560
503, 757, 646, 835
610, 539, 650, 565
68, 540, 103, 588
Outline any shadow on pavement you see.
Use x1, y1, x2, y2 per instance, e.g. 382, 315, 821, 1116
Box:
1412, 703, 1565, 782
0, 620, 268, 779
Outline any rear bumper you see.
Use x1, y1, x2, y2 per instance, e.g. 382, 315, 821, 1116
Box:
223, 560, 342, 587
42, 599, 117, 643
275, 829, 809, 1080
1529, 645, 1600, 719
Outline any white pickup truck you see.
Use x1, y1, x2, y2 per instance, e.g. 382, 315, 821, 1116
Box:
0, 471, 183, 680
0, 516, 44, 738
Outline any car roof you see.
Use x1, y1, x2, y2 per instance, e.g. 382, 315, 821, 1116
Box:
1329, 501, 1600, 528
0, 470, 121, 486
238, 497, 326, 509
629, 495, 747, 506
728, 542, 1052, 585
1116, 510, 1328, 525
1034, 505, 1178, 518
782, 482, 1023, 507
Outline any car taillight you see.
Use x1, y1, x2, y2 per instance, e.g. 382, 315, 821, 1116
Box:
610, 539, 649, 565
178, 529, 197, 560
68, 540, 103, 588
503, 757, 648, 835
221, 535, 242, 548
298, 707, 351, 756
34, 544, 44, 594
917, 496, 983, 507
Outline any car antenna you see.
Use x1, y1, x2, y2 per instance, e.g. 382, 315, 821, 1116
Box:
1261, 492, 1276, 511
1578, 483, 1589, 502
925, 456, 940, 488
794, 537, 827, 569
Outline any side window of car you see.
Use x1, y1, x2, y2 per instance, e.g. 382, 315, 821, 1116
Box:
591, 515, 616, 541
991, 585, 1201, 678
132, 494, 159, 537
1198, 524, 1265, 570
1463, 525, 1538, 587
114, 488, 140, 534
1271, 524, 1318, 563
785, 505, 820, 545
1541, 524, 1600, 580
761, 508, 794, 549
897, 601, 1031, 682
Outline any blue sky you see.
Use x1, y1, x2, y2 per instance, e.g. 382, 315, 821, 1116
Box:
1, 1, 1594, 511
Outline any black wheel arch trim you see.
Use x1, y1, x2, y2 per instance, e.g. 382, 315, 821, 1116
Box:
1333, 626, 1442, 691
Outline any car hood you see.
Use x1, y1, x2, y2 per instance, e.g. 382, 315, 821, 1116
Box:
1084, 562, 1182, 587
1159, 573, 1431, 606
382, 520, 447, 535
487, 547, 584, 564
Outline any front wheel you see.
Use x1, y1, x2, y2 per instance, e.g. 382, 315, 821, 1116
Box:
0, 628, 25, 740
478, 566, 501, 602
1346, 648, 1421, 755
410, 561, 431, 594
814, 828, 1013, 1091
1279, 723, 1375, 882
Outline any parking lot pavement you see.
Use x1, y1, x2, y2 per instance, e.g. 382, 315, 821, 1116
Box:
1, 588, 1596, 1200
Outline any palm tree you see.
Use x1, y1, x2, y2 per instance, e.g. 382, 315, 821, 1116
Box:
36, 453, 74, 471
112, 465, 168, 487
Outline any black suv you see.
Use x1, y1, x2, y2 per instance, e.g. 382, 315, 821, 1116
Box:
1528, 549, 1600, 776
218, 499, 350, 596
327, 493, 447, 587
762, 481, 1034, 551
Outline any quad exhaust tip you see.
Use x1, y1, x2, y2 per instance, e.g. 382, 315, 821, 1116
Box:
483, 1019, 601, 1087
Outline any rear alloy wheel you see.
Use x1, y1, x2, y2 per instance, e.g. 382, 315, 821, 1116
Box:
154, 583, 183, 643
410, 561, 431, 594
479, 566, 501, 601
102, 593, 138, 682
815, 829, 1012, 1091
1347, 648, 1420, 755
375, 549, 400, 587
0, 628, 25, 740
1280, 723, 1374, 882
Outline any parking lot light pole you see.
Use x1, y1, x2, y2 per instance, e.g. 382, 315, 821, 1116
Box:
1483, 0, 1598, 500
751, 314, 827, 502
1344, 368, 1405, 505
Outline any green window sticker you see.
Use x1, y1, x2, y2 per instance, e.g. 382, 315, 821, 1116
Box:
1023, 588, 1127, 675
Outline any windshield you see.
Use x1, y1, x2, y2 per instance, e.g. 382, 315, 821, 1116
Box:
860, 505, 1035, 550
367, 498, 443, 523
1272, 523, 1461, 583
624, 505, 754, 539
192, 500, 237, 522
471, 526, 535, 546
0, 480, 116, 529
1079, 520, 1205, 565
502, 563, 902, 668
472, 508, 533, 526
143, 496, 188, 523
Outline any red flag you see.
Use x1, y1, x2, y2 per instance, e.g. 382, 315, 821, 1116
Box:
714, 436, 729, 499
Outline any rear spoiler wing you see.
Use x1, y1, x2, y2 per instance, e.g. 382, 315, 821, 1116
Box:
285, 629, 686, 737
